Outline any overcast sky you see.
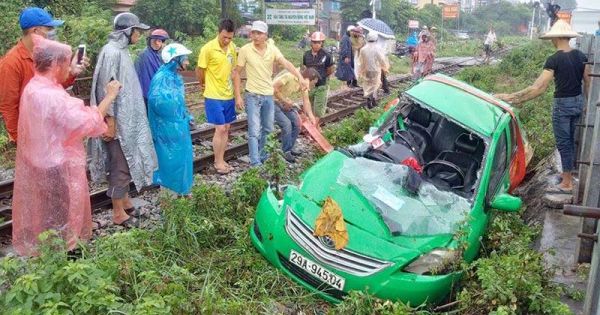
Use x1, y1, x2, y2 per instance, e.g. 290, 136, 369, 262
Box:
576, 0, 600, 10
514, 0, 599, 10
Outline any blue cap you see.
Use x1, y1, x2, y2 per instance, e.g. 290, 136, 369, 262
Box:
19, 7, 64, 30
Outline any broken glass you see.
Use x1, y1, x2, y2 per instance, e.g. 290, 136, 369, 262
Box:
336, 157, 471, 236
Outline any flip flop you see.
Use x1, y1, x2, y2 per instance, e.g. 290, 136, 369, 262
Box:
125, 207, 142, 218
114, 216, 138, 229
546, 185, 573, 194
215, 166, 232, 174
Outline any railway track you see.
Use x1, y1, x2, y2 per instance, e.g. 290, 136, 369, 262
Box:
0, 51, 510, 234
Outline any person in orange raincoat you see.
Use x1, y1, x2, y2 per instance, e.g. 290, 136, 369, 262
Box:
12, 36, 121, 256
412, 31, 435, 80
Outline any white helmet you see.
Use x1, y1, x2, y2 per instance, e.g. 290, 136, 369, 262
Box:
161, 43, 192, 63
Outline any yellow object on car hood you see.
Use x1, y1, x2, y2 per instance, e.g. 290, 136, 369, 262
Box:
314, 197, 349, 250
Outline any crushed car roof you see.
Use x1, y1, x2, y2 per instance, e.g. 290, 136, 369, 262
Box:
405, 74, 507, 137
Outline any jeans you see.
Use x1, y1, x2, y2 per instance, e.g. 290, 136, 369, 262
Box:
274, 104, 300, 153
245, 92, 274, 166
552, 95, 584, 172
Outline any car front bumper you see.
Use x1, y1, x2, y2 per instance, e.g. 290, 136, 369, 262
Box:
249, 188, 462, 305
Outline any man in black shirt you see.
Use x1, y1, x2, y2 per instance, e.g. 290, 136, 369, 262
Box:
496, 20, 590, 193
303, 31, 334, 127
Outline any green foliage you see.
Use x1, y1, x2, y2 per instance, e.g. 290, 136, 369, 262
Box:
58, 4, 113, 74
456, 212, 570, 314
263, 133, 287, 195
32, 0, 114, 16
323, 107, 383, 147
341, 0, 532, 38
132, 0, 238, 37
333, 291, 428, 314
0, 0, 26, 55
231, 168, 268, 211
455, 1, 532, 35
270, 25, 309, 43
1, 231, 125, 314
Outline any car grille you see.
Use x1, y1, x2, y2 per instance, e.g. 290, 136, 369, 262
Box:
278, 253, 348, 300
285, 207, 392, 277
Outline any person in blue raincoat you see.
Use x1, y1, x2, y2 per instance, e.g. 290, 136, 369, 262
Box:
406, 30, 418, 52
147, 43, 194, 196
336, 25, 356, 88
135, 29, 169, 104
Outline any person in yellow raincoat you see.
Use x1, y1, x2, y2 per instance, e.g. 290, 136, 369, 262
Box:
357, 32, 389, 109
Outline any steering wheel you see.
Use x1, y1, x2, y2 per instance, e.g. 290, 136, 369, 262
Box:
363, 149, 395, 163
423, 160, 465, 189
394, 129, 423, 163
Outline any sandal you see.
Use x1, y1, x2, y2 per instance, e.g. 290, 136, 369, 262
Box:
546, 185, 573, 194
114, 216, 138, 228
215, 166, 232, 174
125, 207, 142, 218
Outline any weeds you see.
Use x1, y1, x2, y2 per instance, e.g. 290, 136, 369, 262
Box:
323, 107, 384, 147
263, 134, 287, 197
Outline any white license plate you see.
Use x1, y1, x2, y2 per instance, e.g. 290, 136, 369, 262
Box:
289, 250, 346, 290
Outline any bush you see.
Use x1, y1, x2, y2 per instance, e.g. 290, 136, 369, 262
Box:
0, 0, 29, 56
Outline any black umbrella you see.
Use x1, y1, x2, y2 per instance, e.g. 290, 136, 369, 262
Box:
357, 18, 395, 39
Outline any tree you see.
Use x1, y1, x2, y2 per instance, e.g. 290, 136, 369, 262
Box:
132, 0, 243, 37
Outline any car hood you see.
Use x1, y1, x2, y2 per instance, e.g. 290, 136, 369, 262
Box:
286, 151, 464, 258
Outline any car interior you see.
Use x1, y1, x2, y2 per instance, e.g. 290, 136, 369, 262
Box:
351, 100, 487, 197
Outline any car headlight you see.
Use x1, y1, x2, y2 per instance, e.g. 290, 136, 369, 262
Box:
403, 249, 459, 275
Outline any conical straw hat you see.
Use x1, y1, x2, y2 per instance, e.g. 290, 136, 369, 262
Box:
539, 19, 580, 39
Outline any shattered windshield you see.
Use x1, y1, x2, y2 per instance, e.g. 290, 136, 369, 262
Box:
336, 157, 471, 236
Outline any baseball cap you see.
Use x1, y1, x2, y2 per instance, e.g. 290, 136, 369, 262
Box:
19, 7, 64, 30
251, 21, 268, 34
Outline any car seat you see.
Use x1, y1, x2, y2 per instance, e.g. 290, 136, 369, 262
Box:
406, 108, 433, 161
434, 133, 483, 193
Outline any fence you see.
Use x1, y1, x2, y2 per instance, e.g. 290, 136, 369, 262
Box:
564, 33, 600, 315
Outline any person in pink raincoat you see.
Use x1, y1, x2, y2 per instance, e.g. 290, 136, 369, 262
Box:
12, 35, 121, 256
412, 31, 435, 80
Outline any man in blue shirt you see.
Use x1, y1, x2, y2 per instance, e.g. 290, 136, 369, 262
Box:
596, 20, 600, 37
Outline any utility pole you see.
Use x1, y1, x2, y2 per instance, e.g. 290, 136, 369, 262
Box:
221, 0, 227, 19
370, 0, 377, 19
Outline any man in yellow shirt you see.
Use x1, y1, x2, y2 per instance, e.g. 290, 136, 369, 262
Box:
273, 68, 319, 163
197, 19, 238, 174
233, 20, 307, 166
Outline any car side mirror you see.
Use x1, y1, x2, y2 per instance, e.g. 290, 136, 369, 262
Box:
490, 193, 522, 212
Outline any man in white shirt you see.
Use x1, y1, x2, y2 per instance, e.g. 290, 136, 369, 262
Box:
483, 27, 496, 64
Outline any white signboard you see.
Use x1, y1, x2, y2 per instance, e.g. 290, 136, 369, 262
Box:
266, 8, 316, 25
408, 20, 419, 28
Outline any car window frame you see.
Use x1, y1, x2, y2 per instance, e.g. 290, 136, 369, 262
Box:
509, 119, 518, 157
486, 125, 510, 204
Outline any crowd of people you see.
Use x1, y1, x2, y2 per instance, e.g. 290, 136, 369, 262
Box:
0, 7, 394, 255
1, 6, 589, 257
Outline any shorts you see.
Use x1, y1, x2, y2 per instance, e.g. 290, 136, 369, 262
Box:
205, 98, 236, 125
106, 139, 132, 199
309, 85, 328, 117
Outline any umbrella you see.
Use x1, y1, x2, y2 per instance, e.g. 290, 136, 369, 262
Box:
357, 18, 395, 39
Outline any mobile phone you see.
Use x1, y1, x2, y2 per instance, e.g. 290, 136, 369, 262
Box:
77, 44, 86, 65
